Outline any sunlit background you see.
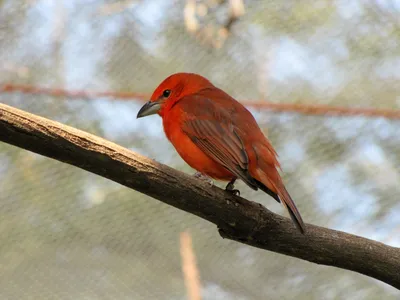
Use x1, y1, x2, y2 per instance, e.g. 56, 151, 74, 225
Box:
1, 0, 400, 299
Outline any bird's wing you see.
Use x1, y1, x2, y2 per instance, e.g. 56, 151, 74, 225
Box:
180, 95, 258, 190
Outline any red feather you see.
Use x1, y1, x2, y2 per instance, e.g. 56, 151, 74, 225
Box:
143, 73, 306, 233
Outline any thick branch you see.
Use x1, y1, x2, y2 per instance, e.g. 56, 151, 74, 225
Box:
0, 103, 399, 289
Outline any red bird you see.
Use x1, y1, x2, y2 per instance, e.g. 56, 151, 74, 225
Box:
137, 73, 306, 233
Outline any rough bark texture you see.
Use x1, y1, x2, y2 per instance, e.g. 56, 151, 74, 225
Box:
0, 103, 399, 289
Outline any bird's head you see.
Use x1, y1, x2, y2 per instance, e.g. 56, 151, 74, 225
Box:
137, 72, 212, 118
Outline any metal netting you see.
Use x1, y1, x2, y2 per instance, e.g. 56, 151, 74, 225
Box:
0, 1, 400, 299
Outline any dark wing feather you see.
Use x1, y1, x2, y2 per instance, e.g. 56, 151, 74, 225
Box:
180, 97, 258, 190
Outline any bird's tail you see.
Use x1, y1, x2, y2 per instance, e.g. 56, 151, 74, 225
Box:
253, 167, 306, 234
250, 143, 306, 233
277, 184, 306, 234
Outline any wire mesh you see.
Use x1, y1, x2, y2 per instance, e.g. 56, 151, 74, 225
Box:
1, 0, 400, 299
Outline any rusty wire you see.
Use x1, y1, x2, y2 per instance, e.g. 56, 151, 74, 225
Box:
2, 83, 400, 119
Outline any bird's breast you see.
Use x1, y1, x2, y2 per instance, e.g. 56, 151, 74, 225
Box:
162, 108, 233, 180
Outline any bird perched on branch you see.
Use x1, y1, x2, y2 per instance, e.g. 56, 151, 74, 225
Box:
137, 73, 306, 234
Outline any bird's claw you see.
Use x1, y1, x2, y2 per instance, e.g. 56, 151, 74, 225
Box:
225, 181, 240, 196
226, 189, 240, 196
193, 171, 203, 179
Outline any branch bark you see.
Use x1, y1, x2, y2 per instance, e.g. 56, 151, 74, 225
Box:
0, 103, 399, 289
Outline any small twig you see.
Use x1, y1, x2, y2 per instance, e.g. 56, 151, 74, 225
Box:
180, 231, 201, 300
184, 0, 245, 48
98, 0, 138, 16
184, 0, 199, 33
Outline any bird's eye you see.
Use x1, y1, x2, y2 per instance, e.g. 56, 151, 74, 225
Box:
162, 89, 171, 98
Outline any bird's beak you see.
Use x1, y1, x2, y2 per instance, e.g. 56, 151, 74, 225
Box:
136, 101, 161, 118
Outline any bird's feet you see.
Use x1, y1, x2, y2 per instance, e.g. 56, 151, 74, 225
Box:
193, 172, 214, 186
225, 179, 240, 196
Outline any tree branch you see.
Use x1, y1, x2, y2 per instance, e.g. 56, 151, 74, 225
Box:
0, 103, 399, 289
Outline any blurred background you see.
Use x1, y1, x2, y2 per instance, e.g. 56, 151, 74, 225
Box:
1, 0, 400, 299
